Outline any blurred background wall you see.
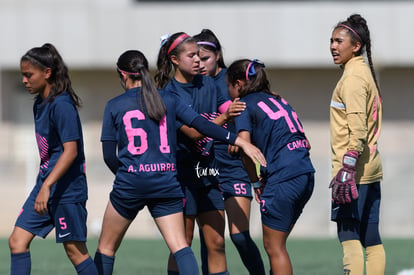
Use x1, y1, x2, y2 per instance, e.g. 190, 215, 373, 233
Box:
0, 0, 413, 239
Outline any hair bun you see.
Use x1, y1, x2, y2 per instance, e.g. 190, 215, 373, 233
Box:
347, 14, 366, 26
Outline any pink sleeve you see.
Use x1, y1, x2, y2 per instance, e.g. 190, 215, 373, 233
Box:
218, 100, 232, 114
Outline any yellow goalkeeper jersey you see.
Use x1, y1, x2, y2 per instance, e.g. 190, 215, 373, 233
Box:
330, 56, 383, 184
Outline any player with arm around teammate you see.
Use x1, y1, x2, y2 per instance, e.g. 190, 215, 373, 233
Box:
155, 32, 249, 275
227, 59, 315, 275
94, 50, 266, 275
8, 43, 98, 275
329, 14, 385, 275
194, 28, 265, 275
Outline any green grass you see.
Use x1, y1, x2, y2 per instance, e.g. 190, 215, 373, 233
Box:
1, 238, 413, 274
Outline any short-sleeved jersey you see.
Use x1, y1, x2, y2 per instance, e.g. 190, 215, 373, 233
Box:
101, 87, 202, 198
212, 69, 251, 185
235, 91, 315, 184
330, 56, 383, 184
164, 75, 231, 162
33, 92, 87, 204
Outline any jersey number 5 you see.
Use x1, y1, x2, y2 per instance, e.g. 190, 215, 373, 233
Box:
257, 98, 304, 133
123, 110, 170, 155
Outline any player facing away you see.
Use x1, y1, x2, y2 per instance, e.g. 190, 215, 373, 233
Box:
194, 29, 265, 275
94, 50, 266, 275
155, 32, 248, 275
8, 43, 98, 275
227, 59, 315, 275
329, 14, 385, 275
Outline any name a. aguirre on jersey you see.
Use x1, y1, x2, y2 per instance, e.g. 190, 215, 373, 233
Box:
127, 162, 176, 173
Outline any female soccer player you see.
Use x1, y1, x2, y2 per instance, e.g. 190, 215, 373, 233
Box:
95, 50, 265, 275
194, 29, 265, 275
329, 14, 385, 275
8, 43, 98, 275
155, 32, 245, 275
227, 58, 315, 275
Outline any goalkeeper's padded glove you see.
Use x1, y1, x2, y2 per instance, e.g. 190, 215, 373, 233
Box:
329, 150, 359, 204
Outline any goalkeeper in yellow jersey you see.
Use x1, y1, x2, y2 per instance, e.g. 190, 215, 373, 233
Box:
329, 14, 385, 275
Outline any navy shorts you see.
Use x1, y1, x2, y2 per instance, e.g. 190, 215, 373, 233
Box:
15, 189, 87, 243
331, 182, 381, 223
219, 182, 253, 200
215, 148, 253, 200
183, 184, 224, 216
260, 173, 314, 232
110, 188, 183, 220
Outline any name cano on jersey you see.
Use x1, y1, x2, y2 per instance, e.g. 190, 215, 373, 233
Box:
286, 139, 309, 151
128, 162, 175, 173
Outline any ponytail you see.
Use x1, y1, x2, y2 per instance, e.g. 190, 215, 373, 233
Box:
227, 59, 276, 98
154, 32, 192, 89
21, 43, 81, 107
117, 50, 166, 121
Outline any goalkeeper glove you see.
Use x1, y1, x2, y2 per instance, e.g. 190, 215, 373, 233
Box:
329, 150, 359, 204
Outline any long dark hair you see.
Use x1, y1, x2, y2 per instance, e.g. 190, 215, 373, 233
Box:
335, 14, 381, 96
117, 50, 166, 121
227, 59, 280, 99
193, 28, 226, 69
154, 32, 194, 89
21, 43, 81, 107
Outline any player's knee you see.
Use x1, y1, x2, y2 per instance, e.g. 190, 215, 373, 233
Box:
361, 223, 382, 247
9, 233, 29, 253
206, 234, 225, 252
230, 231, 251, 249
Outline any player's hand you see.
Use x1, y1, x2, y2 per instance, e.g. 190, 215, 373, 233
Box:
252, 178, 265, 203
235, 137, 267, 167
225, 98, 246, 121
227, 144, 240, 155
34, 185, 51, 215
329, 150, 359, 204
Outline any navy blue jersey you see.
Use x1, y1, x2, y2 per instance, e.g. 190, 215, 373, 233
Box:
101, 87, 217, 198
33, 92, 87, 204
164, 75, 231, 162
212, 69, 251, 188
235, 92, 315, 184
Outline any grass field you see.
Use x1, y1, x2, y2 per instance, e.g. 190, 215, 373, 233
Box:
1, 238, 413, 274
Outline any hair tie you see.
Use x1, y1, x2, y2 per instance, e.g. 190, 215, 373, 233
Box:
167, 33, 190, 55
246, 59, 265, 81
117, 67, 140, 76
338, 24, 362, 42
197, 41, 217, 49
160, 34, 171, 47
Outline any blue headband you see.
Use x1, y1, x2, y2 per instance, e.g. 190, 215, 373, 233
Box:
246, 59, 265, 81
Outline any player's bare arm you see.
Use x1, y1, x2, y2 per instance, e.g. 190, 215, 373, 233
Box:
34, 141, 78, 215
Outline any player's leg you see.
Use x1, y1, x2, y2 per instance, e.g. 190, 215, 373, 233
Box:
167, 214, 196, 275
94, 200, 132, 275
198, 209, 227, 274
152, 198, 199, 275
9, 226, 35, 275
262, 224, 291, 275
225, 195, 265, 275
337, 218, 364, 275
167, 184, 197, 274
360, 182, 385, 275
199, 227, 209, 275
64, 241, 98, 275
52, 202, 98, 275
261, 173, 314, 275
9, 188, 54, 275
